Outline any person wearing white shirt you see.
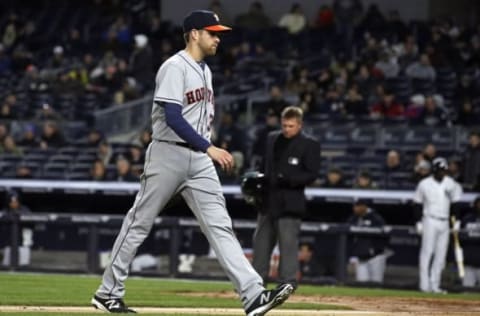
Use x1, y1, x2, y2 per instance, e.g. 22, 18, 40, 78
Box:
414, 157, 463, 293
278, 3, 306, 35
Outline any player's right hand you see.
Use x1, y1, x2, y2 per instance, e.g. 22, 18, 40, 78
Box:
207, 145, 234, 173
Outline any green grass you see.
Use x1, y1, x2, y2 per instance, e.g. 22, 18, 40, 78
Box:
1, 272, 480, 315
296, 284, 480, 300
0, 272, 341, 315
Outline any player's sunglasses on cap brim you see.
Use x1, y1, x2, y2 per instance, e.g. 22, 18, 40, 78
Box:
203, 25, 232, 32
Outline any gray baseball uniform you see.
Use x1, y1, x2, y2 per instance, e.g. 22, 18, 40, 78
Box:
95, 50, 264, 308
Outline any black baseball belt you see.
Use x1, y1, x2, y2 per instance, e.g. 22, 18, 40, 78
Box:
155, 139, 199, 152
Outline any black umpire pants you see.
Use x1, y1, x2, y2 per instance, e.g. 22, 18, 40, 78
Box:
252, 213, 301, 286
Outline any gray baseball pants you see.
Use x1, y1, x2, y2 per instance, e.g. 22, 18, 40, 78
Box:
252, 214, 301, 284
95, 141, 264, 307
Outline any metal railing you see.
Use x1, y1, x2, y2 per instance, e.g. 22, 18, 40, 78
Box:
94, 94, 153, 137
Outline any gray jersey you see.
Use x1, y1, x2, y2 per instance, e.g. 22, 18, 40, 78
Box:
152, 50, 214, 142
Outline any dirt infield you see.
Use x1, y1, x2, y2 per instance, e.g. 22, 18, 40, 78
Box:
0, 306, 386, 315
182, 292, 480, 315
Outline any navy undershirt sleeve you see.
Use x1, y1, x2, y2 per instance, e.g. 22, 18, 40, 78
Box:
163, 102, 211, 152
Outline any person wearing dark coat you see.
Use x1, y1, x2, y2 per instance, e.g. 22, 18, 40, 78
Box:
347, 199, 388, 283
252, 106, 321, 289
462, 131, 480, 191
1, 191, 32, 267
460, 197, 480, 287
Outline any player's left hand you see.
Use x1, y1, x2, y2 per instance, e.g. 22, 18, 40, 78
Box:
206, 145, 235, 173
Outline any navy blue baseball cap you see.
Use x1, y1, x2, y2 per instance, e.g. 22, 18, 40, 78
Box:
183, 10, 232, 33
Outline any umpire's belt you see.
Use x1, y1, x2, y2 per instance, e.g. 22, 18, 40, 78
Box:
425, 214, 448, 221
155, 139, 199, 151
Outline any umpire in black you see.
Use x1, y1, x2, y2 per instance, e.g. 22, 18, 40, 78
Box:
252, 106, 320, 289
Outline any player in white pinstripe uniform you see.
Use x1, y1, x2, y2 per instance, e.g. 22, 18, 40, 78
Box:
414, 157, 463, 293
91, 10, 293, 315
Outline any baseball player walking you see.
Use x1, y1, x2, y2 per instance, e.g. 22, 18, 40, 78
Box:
91, 10, 293, 315
414, 157, 463, 293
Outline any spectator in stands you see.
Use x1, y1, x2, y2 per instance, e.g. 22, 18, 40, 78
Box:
0, 101, 14, 120
0, 43, 11, 74
298, 91, 317, 114
278, 3, 307, 35
323, 167, 348, 188
316, 68, 334, 94
64, 28, 86, 58
97, 140, 114, 166
333, 0, 363, 49
455, 74, 476, 102
359, 35, 380, 66
34, 103, 63, 122
414, 95, 447, 126
411, 155, 431, 184
385, 10, 408, 43
456, 99, 480, 126
384, 150, 405, 188
358, 4, 386, 39
405, 94, 425, 120
354, 64, 376, 99
393, 34, 419, 70
461, 197, 480, 287
209, 0, 231, 26
322, 82, 347, 116
86, 129, 105, 147
17, 124, 39, 147
139, 129, 152, 149
347, 199, 388, 283
48, 45, 68, 68
111, 155, 137, 182
39, 121, 65, 149
234, 1, 271, 31
129, 34, 153, 91
313, 5, 334, 31
52, 69, 84, 99
422, 143, 437, 163
373, 50, 400, 79
344, 83, 368, 116
92, 63, 124, 97
0, 122, 9, 143
353, 171, 378, 189
90, 159, 108, 181
461, 131, 480, 191
264, 84, 289, 118
405, 54, 436, 81
15, 164, 33, 179
126, 144, 144, 166
287, 65, 315, 95
370, 90, 404, 119
448, 158, 462, 183
0, 135, 23, 156
126, 144, 144, 177
251, 109, 279, 170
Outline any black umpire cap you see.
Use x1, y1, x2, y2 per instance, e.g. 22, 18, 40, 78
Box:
183, 10, 232, 33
